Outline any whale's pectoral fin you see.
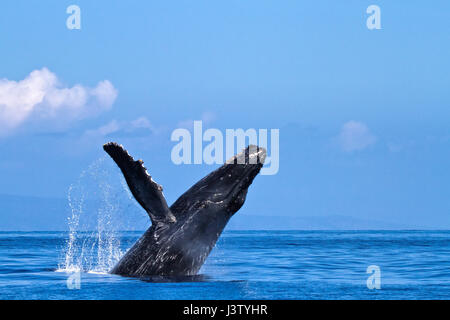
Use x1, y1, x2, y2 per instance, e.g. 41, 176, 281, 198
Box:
103, 142, 176, 224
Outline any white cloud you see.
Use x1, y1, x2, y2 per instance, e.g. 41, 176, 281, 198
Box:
336, 121, 377, 152
86, 120, 121, 137
130, 117, 152, 130
177, 111, 217, 129
0, 68, 117, 136
387, 142, 402, 153
84, 117, 153, 138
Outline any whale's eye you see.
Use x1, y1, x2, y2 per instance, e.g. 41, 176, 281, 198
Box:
227, 193, 246, 213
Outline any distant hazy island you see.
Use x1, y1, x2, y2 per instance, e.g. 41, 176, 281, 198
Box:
0, 194, 435, 231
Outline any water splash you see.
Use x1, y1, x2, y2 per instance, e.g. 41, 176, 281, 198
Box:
58, 157, 149, 273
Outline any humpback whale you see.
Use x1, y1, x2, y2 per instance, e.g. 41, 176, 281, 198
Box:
103, 142, 266, 277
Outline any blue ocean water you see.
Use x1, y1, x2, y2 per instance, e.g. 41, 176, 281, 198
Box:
0, 230, 449, 300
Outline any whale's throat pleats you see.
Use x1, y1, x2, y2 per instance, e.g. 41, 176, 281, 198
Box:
103, 142, 176, 224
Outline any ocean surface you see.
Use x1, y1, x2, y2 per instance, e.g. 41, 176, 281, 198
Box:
0, 230, 449, 300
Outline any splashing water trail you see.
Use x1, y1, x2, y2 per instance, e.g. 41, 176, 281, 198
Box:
58, 157, 149, 274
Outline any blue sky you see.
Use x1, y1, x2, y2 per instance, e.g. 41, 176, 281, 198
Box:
0, 1, 449, 229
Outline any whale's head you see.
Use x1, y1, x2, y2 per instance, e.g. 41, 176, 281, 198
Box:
210, 145, 266, 213
160, 145, 266, 275
171, 145, 266, 221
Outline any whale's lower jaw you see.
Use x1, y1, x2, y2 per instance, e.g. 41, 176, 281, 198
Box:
110, 244, 211, 277
110, 218, 228, 277
111, 250, 208, 278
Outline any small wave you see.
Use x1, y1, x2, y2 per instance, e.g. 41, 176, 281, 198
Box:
138, 274, 211, 283
55, 267, 81, 273
87, 270, 110, 275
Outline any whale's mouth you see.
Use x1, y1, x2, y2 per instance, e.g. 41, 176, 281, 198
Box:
212, 145, 266, 203
169, 145, 266, 213
226, 145, 266, 166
